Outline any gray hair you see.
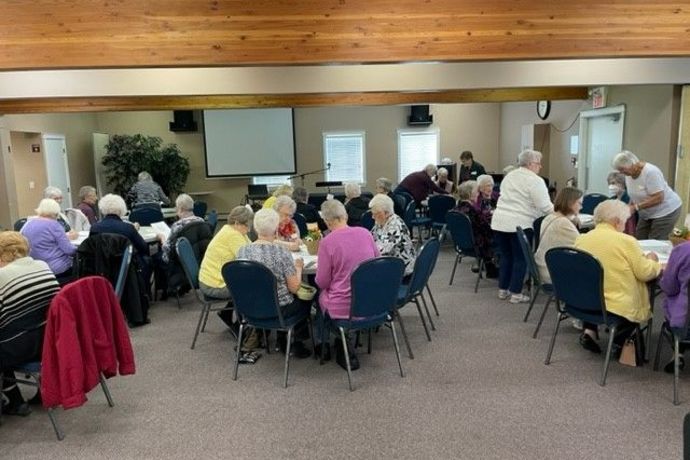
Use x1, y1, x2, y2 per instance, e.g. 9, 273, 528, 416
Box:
517, 149, 542, 167
476, 174, 494, 188
272, 184, 293, 198
611, 150, 640, 170
292, 186, 308, 203
227, 205, 253, 227
79, 185, 96, 201
253, 208, 279, 237
99, 193, 127, 217
457, 180, 478, 201
593, 199, 631, 226
424, 164, 438, 176
369, 193, 394, 215
321, 199, 348, 222
36, 198, 61, 217
273, 195, 296, 214
138, 171, 152, 182
375, 177, 392, 193
437, 167, 448, 178
344, 182, 361, 199
175, 193, 194, 212
503, 164, 517, 175
43, 186, 63, 200
606, 171, 626, 187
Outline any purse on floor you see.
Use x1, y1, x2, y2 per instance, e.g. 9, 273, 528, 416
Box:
619, 329, 644, 367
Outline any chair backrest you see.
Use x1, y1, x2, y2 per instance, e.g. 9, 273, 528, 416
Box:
293, 213, 308, 238
114, 244, 133, 301
129, 206, 164, 226
427, 195, 456, 224
193, 201, 208, 218
175, 237, 200, 290
360, 210, 375, 231
349, 257, 404, 320
516, 226, 541, 286
545, 247, 607, 319
446, 211, 477, 256
406, 238, 440, 296
532, 215, 546, 250
403, 200, 416, 230
221, 259, 284, 323
395, 191, 414, 208
13, 218, 27, 231
392, 193, 407, 217
582, 193, 608, 215
206, 209, 218, 233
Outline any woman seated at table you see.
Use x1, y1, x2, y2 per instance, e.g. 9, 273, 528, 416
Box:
574, 200, 661, 354
375, 177, 405, 217
262, 184, 293, 210
237, 209, 311, 359
659, 240, 690, 372
90, 194, 151, 258
315, 199, 379, 369
272, 195, 301, 251
453, 181, 498, 278
369, 194, 416, 279
160, 193, 205, 263
292, 186, 327, 232
534, 187, 583, 284
476, 174, 499, 214
0, 231, 60, 416
20, 198, 78, 284
344, 182, 371, 227
607, 171, 636, 235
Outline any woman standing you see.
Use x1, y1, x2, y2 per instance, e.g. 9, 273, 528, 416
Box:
491, 150, 553, 303
612, 150, 682, 240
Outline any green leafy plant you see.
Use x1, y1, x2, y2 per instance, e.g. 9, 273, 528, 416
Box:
102, 134, 190, 200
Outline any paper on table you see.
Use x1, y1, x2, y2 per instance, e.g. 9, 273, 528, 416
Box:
150, 221, 171, 240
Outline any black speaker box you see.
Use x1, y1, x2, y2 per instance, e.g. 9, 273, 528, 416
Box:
169, 110, 198, 132
408, 105, 433, 126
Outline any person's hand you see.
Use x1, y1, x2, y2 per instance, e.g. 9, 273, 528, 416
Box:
629, 203, 638, 214
67, 230, 79, 240
157, 233, 166, 243
645, 251, 659, 262
294, 257, 304, 270
288, 241, 300, 252
133, 222, 141, 231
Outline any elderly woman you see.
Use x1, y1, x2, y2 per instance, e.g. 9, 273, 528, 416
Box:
344, 182, 370, 226
369, 194, 416, 278
0, 232, 60, 416
434, 167, 456, 194
574, 200, 661, 354
127, 171, 170, 207
262, 184, 293, 210
43, 186, 72, 232
476, 174, 499, 213
375, 177, 404, 217
659, 241, 690, 372
160, 194, 205, 263
491, 150, 554, 304
292, 186, 326, 231
76, 185, 99, 225
612, 150, 682, 240
607, 171, 636, 235
454, 181, 497, 278
315, 199, 379, 369
237, 209, 311, 359
272, 195, 301, 251
20, 198, 78, 283
90, 194, 151, 257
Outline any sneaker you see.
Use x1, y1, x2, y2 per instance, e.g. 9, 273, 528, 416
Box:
664, 356, 685, 374
1, 401, 31, 416
509, 293, 531, 304
579, 333, 602, 354
498, 289, 510, 300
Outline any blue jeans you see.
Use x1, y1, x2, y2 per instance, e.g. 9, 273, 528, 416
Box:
494, 230, 532, 294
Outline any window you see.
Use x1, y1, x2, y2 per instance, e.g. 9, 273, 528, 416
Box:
252, 175, 292, 186
323, 132, 365, 184
397, 129, 440, 181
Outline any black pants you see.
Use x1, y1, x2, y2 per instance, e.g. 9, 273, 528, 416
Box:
583, 316, 638, 347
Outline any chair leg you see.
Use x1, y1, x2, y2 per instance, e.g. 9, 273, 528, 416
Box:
420, 293, 436, 331
674, 338, 681, 405
532, 295, 553, 339
413, 298, 432, 342
47, 408, 64, 441
176, 289, 182, 309
340, 327, 354, 391
264, 329, 271, 355
367, 329, 372, 354
653, 323, 666, 371
308, 316, 316, 354
99, 373, 115, 407
283, 328, 293, 388
473, 258, 484, 293
449, 254, 460, 285
390, 319, 405, 378
544, 311, 564, 365
523, 285, 542, 322
190, 303, 209, 350
200, 303, 212, 332
600, 325, 617, 386
426, 285, 440, 317
394, 310, 414, 359
233, 324, 245, 380
645, 317, 653, 362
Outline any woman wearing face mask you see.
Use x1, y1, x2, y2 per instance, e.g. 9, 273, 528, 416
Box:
607, 171, 636, 235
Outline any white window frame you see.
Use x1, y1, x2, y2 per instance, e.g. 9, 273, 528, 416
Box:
397, 128, 440, 182
322, 131, 366, 185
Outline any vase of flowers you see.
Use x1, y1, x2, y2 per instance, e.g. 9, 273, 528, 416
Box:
304, 226, 322, 255
671, 227, 690, 246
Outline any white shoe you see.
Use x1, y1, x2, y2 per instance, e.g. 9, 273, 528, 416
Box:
509, 293, 531, 304
571, 319, 584, 330
498, 289, 510, 300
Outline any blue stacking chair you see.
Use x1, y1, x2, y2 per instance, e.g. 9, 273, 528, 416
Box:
581, 193, 608, 215
653, 280, 690, 405
293, 213, 308, 238
129, 206, 164, 226
544, 247, 627, 386
403, 201, 431, 242
114, 244, 133, 301
222, 260, 313, 388
360, 210, 375, 231
516, 226, 554, 339
532, 215, 546, 251
13, 218, 27, 231
206, 209, 218, 234
395, 238, 440, 359
176, 237, 231, 349
327, 257, 405, 391
446, 211, 483, 292
395, 191, 414, 209
427, 194, 456, 242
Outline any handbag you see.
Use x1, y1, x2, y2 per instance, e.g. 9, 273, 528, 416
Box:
618, 328, 645, 367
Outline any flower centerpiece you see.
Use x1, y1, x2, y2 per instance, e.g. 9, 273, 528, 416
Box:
670, 227, 690, 246
304, 224, 322, 255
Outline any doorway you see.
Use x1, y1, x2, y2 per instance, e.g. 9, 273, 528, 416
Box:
42, 134, 73, 208
577, 106, 626, 194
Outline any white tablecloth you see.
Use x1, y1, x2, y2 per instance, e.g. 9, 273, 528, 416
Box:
292, 245, 318, 274
638, 239, 672, 266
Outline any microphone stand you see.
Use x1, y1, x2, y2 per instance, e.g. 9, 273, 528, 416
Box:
288, 163, 331, 186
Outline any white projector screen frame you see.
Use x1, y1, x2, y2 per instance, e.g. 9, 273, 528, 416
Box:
203, 108, 296, 178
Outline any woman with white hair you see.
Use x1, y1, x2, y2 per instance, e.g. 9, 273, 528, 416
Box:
433, 167, 456, 194
20, 198, 78, 283
611, 150, 682, 240
273, 195, 301, 251
395, 164, 449, 204
90, 194, 150, 257
262, 184, 293, 210
344, 182, 370, 226
237, 209, 311, 359
160, 193, 205, 263
491, 150, 554, 303
127, 171, 170, 207
453, 181, 498, 278
375, 177, 404, 217
475, 174, 498, 213
574, 199, 661, 355
369, 194, 416, 278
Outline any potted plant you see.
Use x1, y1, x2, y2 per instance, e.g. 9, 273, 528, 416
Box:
304, 224, 322, 255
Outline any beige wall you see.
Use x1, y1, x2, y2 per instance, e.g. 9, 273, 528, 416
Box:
10, 131, 47, 217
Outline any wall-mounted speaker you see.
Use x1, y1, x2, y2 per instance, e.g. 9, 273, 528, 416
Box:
408, 105, 433, 126
169, 110, 198, 132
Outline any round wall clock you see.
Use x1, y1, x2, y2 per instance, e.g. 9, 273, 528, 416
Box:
537, 100, 551, 120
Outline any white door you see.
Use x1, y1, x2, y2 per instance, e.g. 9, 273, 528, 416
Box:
42, 134, 73, 208
577, 106, 625, 194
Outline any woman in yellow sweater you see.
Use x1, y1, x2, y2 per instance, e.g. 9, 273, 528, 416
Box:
574, 200, 661, 354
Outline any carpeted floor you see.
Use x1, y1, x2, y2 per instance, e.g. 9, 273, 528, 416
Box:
0, 245, 685, 459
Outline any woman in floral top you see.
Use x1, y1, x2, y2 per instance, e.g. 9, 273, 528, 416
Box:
369, 194, 416, 279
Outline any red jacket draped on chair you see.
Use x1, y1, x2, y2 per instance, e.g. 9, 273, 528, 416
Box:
41, 276, 136, 409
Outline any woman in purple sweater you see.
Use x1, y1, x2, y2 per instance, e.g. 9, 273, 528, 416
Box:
659, 241, 690, 372
315, 199, 379, 370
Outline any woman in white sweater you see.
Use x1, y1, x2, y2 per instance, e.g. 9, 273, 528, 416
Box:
534, 187, 583, 284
